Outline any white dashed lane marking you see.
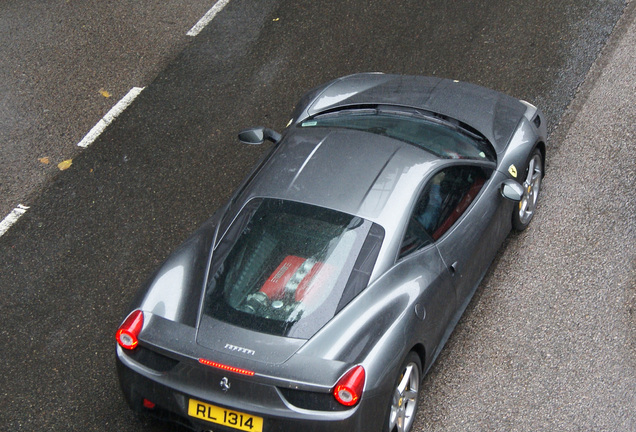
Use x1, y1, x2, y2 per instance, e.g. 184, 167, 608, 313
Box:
187, 0, 232, 37
3, 1, 230, 238
0, 205, 30, 238
77, 87, 145, 149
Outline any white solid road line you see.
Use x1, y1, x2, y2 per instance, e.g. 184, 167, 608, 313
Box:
0, 204, 30, 238
77, 86, 145, 149
187, 0, 232, 37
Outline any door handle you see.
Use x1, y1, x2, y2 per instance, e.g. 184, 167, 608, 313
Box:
449, 261, 458, 275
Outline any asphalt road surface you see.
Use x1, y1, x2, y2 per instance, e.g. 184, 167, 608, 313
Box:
0, 0, 215, 218
1, 0, 633, 431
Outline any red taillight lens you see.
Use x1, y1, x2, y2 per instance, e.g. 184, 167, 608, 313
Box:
333, 365, 365, 407
116, 310, 144, 350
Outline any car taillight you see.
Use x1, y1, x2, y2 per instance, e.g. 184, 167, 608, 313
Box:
142, 398, 156, 409
333, 365, 365, 407
116, 310, 144, 350
198, 358, 255, 376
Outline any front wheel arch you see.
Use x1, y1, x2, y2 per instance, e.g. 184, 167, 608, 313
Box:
535, 141, 546, 176
512, 146, 544, 231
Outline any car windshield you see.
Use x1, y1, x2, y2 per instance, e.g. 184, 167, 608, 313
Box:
203, 199, 384, 339
300, 110, 495, 161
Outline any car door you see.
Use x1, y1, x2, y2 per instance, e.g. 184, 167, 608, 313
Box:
430, 163, 508, 305
396, 181, 458, 362
397, 162, 512, 361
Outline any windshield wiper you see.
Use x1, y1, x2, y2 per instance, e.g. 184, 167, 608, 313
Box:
402, 109, 486, 142
312, 107, 378, 119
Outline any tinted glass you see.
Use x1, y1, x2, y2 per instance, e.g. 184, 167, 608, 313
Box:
399, 166, 491, 259
204, 199, 383, 338
427, 166, 489, 240
301, 111, 495, 161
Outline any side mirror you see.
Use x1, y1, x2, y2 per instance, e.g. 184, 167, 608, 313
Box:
238, 127, 281, 145
501, 179, 525, 201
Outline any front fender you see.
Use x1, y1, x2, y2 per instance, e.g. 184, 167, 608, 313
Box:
497, 108, 546, 183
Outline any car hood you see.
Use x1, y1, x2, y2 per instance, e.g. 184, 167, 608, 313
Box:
291, 73, 527, 154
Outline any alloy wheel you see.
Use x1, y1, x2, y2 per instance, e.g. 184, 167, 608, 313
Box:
518, 153, 543, 225
388, 362, 420, 432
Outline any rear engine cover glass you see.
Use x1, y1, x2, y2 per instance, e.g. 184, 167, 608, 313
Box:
203, 199, 384, 338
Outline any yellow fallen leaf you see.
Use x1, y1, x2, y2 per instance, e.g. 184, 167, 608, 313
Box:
273, 17, 280, 21
58, 159, 73, 170
99, 88, 111, 98
39, 157, 50, 164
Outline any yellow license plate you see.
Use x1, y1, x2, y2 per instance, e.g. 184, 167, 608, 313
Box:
188, 398, 263, 432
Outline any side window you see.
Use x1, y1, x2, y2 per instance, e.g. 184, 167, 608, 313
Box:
398, 210, 433, 259
429, 166, 489, 239
399, 165, 490, 259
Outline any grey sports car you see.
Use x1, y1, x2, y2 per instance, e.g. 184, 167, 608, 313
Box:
116, 73, 546, 432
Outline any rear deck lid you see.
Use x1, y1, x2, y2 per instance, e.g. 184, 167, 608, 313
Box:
196, 314, 306, 364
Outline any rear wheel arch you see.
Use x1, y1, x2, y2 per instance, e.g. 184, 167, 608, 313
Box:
410, 344, 427, 378
383, 350, 422, 432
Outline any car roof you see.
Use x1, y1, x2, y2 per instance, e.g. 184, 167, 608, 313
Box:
242, 126, 440, 228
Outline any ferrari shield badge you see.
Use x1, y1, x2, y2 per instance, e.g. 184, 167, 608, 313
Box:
508, 164, 518, 178
220, 377, 231, 392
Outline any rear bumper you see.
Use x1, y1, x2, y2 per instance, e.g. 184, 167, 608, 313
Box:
116, 347, 386, 432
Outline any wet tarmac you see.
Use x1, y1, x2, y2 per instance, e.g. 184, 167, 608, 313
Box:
0, 0, 632, 431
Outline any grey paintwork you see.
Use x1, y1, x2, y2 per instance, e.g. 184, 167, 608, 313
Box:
290, 73, 529, 154
116, 74, 546, 432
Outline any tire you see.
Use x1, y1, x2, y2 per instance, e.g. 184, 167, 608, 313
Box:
384, 352, 422, 432
512, 148, 543, 231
